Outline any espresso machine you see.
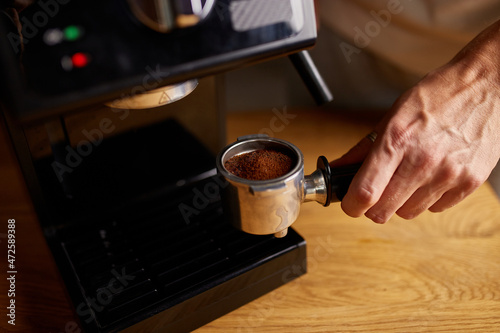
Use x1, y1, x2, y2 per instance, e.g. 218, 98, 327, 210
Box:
0, 1, 330, 331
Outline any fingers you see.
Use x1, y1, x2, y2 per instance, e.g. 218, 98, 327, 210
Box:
353, 151, 440, 223
336, 124, 487, 223
340, 131, 404, 220
364, 161, 427, 223
329, 134, 375, 167
395, 185, 448, 219
395, 179, 480, 219
394, 167, 454, 219
340, 128, 445, 223
332, 131, 402, 220
428, 176, 482, 212
343, 143, 484, 222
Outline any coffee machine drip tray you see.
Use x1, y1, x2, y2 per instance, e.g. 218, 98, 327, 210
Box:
56, 183, 306, 332
37, 119, 306, 332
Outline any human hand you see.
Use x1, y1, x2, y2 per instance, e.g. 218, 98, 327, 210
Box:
332, 20, 500, 223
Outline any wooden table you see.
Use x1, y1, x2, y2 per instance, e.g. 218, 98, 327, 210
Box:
1, 108, 499, 332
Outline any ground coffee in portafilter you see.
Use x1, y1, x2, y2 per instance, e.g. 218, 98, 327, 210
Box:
224, 149, 295, 180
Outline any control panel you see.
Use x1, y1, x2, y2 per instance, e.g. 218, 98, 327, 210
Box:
0, 0, 316, 122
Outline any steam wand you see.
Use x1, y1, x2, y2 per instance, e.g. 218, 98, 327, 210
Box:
289, 50, 333, 105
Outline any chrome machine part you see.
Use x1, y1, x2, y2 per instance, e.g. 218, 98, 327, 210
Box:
303, 168, 328, 206
128, 0, 216, 33
216, 135, 304, 238
124, 1, 213, 109
217, 135, 361, 237
105, 79, 198, 109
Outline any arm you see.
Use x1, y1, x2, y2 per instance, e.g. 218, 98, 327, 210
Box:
333, 19, 500, 223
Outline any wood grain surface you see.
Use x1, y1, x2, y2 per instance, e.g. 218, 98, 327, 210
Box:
0, 108, 499, 333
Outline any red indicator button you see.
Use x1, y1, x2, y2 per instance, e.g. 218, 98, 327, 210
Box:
71, 52, 89, 68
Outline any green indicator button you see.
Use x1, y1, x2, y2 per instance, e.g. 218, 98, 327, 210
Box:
63, 25, 82, 41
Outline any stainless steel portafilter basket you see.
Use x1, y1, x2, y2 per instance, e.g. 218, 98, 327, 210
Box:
216, 135, 360, 238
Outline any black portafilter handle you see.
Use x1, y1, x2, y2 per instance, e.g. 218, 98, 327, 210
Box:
316, 156, 362, 206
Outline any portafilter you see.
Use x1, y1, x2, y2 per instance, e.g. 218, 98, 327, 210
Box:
216, 135, 361, 238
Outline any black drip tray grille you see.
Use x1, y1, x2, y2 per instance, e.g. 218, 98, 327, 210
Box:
57, 176, 306, 332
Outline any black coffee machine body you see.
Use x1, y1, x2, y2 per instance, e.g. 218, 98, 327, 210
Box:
0, 1, 327, 331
